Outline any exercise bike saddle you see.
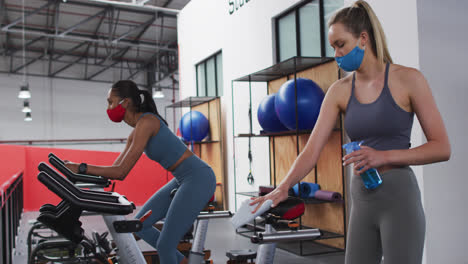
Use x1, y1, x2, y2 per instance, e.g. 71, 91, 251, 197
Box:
267, 197, 305, 220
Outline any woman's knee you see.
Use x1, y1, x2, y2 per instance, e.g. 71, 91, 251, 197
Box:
156, 239, 173, 254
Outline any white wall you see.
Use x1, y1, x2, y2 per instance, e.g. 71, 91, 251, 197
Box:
179, 0, 305, 210
417, 0, 468, 263
0, 58, 178, 152
179, 0, 423, 210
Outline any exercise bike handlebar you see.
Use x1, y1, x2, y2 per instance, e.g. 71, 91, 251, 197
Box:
38, 171, 134, 215
197, 210, 232, 219
48, 153, 63, 164
48, 153, 111, 187
251, 228, 321, 244
38, 162, 119, 203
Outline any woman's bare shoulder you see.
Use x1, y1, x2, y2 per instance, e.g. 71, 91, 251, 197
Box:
391, 64, 425, 83
327, 74, 353, 111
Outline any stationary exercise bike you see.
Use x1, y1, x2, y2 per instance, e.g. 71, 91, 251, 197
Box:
33, 158, 146, 263
228, 197, 322, 264
28, 158, 120, 263
41, 153, 147, 263
166, 187, 232, 264
36, 153, 231, 264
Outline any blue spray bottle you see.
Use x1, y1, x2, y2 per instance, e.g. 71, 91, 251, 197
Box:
342, 141, 382, 189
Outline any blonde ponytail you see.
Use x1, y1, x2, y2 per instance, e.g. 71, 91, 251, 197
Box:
329, 0, 393, 64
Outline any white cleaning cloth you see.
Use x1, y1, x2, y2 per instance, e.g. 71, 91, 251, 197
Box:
231, 199, 273, 229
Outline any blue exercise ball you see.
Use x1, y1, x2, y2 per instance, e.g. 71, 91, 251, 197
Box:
257, 93, 288, 132
179, 111, 209, 141
275, 78, 325, 130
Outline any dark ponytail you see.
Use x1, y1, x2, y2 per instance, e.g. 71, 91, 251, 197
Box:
112, 80, 168, 126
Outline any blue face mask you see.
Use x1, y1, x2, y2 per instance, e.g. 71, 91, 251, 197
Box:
335, 40, 365, 72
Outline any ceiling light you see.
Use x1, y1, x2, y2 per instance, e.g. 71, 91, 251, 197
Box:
22, 101, 31, 113
24, 112, 32, 122
18, 82, 31, 99
153, 88, 164, 99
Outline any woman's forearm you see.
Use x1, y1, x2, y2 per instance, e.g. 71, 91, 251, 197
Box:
277, 150, 318, 191
86, 164, 125, 180
386, 140, 451, 166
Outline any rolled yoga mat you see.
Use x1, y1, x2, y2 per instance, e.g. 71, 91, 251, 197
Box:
314, 190, 342, 201
291, 182, 320, 198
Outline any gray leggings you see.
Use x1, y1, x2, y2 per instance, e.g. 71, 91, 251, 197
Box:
345, 166, 425, 264
134, 155, 216, 264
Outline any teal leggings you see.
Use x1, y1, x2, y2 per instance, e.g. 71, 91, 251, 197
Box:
135, 155, 216, 264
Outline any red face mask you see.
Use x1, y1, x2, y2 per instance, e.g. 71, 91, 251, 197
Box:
107, 100, 126, 122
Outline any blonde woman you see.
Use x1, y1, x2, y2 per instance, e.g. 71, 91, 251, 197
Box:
251, 1, 450, 263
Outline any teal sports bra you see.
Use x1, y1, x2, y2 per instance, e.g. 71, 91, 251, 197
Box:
138, 112, 187, 169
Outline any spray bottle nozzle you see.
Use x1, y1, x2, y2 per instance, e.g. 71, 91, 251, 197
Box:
342, 141, 364, 154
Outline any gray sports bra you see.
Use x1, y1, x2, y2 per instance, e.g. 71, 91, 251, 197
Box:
344, 63, 414, 150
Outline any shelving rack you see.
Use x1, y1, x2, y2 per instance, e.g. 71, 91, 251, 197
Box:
231, 56, 346, 256
165, 96, 226, 210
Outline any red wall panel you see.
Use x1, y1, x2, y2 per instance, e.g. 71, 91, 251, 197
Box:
0, 145, 25, 185
0, 145, 171, 211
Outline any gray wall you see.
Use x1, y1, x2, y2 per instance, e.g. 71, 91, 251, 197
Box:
417, 0, 468, 263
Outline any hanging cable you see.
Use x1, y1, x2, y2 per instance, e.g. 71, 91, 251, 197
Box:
21, 0, 26, 83
153, 12, 165, 98
247, 77, 254, 185
20, 0, 32, 121
247, 107, 254, 185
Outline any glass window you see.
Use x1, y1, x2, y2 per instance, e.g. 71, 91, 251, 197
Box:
275, 0, 344, 62
196, 52, 223, 97
216, 53, 223, 96
299, 3, 321, 57
206, 58, 216, 96
197, 63, 206, 96
278, 12, 297, 61
324, 0, 344, 57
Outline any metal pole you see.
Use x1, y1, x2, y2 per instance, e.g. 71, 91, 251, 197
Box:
85, 0, 180, 14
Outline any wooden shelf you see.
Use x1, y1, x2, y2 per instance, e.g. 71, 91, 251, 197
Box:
236, 192, 343, 204
303, 197, 344, 205
166, 96, 218, 108
183, 140, 220, 145
277, 239, 344, 256
236, 130, 312, 138
235, 128, 341, 138
235, 191, 259, 197
234, 57, 334, 83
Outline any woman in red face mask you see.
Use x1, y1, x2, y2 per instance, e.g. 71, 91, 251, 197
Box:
65, 80, 216, 264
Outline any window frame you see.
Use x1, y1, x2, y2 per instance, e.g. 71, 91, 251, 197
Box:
195, 51, 222, 97
275, 0, 327, 63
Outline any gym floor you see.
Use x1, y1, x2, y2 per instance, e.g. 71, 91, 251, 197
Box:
14, 209, 345, 264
